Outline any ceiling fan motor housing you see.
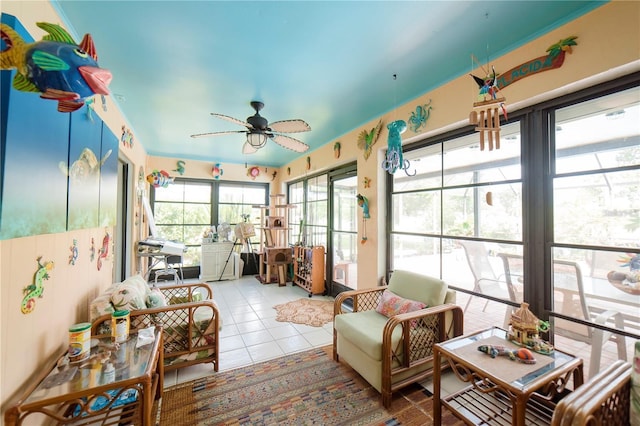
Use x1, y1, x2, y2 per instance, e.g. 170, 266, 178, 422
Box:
247, 114, 269, 131
247, 101, 269, 130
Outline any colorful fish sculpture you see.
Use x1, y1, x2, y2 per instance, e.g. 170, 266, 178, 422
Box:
146, 169, 174, 188
0, 22, 112, 112
212, 163, 223, 179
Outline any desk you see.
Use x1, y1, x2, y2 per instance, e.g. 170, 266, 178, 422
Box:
5, 327, 163, 426
434, 327, 583, 426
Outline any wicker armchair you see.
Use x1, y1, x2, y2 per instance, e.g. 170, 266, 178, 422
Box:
333, 270, 464, 408
551, 359, 631, 426
91, 282, 220, 372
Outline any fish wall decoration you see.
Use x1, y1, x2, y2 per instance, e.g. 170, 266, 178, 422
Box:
0, 21, 112, 112
146, 169, 174, 188
212, 163, 223, 179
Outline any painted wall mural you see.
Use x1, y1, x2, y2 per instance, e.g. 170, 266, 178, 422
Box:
99, 124, 118, 227
0, 14, 119, 240
65, 113, 104, 230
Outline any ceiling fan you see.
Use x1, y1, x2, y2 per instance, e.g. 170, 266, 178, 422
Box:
190, 101, 311, 154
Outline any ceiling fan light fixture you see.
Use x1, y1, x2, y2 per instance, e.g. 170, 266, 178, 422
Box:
246, 132, 268, 149
242, 141, 258, 154
247, 132, 267, 152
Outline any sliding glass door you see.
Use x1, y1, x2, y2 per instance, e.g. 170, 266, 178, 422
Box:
329, 167, 358, 295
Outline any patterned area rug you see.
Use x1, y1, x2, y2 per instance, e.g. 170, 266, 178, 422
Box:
159, 347, 465, 426
273, 298, 334, 327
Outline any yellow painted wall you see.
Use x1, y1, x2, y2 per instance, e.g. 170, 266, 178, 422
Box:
0, 1, 638, 422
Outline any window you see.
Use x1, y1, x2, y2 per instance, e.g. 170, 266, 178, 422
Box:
306, 175, 328, 247
151, 179, 268, 267
388, 78, 640, 379
389, 122, 523, 299
550, 86, 640, 365
288, 181, 304, 245
288, 174, 328, 247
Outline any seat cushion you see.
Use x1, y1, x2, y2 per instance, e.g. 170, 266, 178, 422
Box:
334, 310, 402, 361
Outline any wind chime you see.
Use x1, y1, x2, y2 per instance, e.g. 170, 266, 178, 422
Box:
469, 60, 507, 151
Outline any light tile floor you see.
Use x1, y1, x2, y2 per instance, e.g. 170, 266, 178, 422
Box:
163, 275, 334, 388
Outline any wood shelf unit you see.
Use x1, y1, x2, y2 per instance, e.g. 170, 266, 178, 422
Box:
254, 194, 295, 285
293, 245, 325, 296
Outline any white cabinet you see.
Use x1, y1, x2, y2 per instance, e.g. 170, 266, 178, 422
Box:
199, 242, 237, 281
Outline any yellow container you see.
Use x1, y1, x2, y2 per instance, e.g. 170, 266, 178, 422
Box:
68, 322, 91, 363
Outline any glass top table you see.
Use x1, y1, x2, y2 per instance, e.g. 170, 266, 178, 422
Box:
433, 326, 584, 426
5, 327, 163, 426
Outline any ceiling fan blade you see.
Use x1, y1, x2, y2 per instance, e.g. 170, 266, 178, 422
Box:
269, 119, 311, 133
242, 141, 258, 154
190, 130, 245, 138
270, 134, 310, 152
211, 113, 252, 129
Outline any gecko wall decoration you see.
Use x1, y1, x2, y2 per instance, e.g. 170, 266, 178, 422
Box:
21, 256, 54, 314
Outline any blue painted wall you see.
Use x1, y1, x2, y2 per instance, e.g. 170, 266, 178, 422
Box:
0, 13, 118, 240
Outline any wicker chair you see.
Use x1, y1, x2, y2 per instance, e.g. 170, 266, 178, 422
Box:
91, 282, 220, 372
333, 270, 464, 408
551, 359, 631, 426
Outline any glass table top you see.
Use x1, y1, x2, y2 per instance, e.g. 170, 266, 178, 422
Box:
25, 327, 160, 405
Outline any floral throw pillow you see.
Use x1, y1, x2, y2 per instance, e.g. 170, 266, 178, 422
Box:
375, 289, 426, 318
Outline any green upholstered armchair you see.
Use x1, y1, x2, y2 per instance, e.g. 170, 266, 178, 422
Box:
333, 270, 463, 408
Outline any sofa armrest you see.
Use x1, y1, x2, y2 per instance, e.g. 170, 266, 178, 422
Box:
334, 286, 388, 316
383, 303, 464, 369
90, 300, 221, 372
154, 282, 212, 303
551, 360, 631, 425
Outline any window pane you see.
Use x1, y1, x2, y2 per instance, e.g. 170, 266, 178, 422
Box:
444, 240, 523, 301
218, 205, 243, 224
308, 200, 327, 226
393, 145, 443, 192
306, 224, 327, 247
553, 169, 640, 247
441, 183, 522, 240
391, 234, 442, 277
289, 182, 304, 204
155, 181, 211, 202
308, 175, 328, 202
551, 247, 639, 345
443, 122, 521, 186
219, 184, 266, 204
288, 181, 304, 244
333, 176, 357, 233
392, 191, 441, 234
333, 231, 358, 288
555, 87, 640, 174
184, 204, 212, 224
